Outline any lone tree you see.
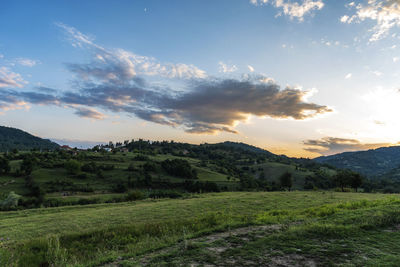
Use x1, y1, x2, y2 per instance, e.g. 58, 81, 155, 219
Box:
334, 170, 349, 192
279, 172, 292, 191
350, 172, 363, 192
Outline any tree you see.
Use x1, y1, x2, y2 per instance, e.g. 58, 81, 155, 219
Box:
0, 157, 11, 174
350, 172, 363, 192
65, 159, 81, 175
279, 172, 292, 191
334, 170, 354, 192
21, 156, 35, 175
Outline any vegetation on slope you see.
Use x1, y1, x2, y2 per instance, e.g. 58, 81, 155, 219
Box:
0, 126, 59, 152
315, 146, 400, 178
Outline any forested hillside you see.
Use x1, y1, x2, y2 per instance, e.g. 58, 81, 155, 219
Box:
315, 146, 400, 178
0, 126, 59, 151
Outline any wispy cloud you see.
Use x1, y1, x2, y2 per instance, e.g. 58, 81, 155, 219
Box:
0, 67, 26, 88
304, 137, 392, 156
15, 58, 39, 67
56, 22, 206, 80
250, 0, 324, 21
341, 0, 400, 42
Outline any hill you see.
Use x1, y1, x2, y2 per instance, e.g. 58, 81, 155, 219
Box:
314, 146, 400, 178
0, 138, 341, 211
0, 126, 59, 151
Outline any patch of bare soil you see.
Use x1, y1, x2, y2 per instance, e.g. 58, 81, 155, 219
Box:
384, 224, 400, 232
268, 254, 318, 267
101, 223, 317, 267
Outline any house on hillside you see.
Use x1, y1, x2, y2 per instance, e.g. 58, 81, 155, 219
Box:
61, 145, 72, 151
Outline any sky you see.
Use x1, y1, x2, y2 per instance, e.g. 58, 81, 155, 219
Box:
1, 0, 400, 157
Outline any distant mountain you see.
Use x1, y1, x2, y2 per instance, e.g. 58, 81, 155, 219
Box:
314, 146, 400, 178
0, 126, 59, 151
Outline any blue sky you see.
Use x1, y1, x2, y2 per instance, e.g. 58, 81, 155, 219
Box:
1, 0, 400, 157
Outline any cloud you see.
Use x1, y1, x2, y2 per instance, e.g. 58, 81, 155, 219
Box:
218, 62, 238, 73
250, 0, 324, 21
73, 107, 106, 120
0, 23, 331, 134
56, 23, 206, 80
345, 73, 352, 79
340, 15, 350, 23
341, 0, 400, 41
15, 58, 39, 67
304, 137, 392, 156
247, 65, 255, 72
0, 90, 30, 113
0, 67, 26, 88
7, 76, 332, 134
394, 56, 400, 62
371, 70, 383, 76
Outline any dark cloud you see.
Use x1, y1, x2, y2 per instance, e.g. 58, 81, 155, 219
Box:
303, 137, 393, 156
149, 78, 332, 133
3, 77, 331, 133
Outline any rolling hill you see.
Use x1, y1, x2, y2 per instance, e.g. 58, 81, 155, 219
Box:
314, 146, 400, 179
0, 126, 59, 151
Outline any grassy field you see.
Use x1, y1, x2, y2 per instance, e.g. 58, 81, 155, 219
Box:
1, 191, 400, 266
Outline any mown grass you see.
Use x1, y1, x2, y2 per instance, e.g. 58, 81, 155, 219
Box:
0, 191, 398, 266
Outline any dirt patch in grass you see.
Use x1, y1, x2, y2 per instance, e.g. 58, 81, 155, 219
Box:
101, 224, 286, 266
268, 254, 317, 267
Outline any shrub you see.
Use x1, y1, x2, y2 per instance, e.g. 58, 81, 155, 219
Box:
125, 190, 146, 201
161, 159, 197, 179
65, 159, 81, 175
81, 161, 97, 173
0, 191, 21, 210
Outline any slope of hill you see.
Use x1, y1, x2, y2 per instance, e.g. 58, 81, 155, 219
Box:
0, 126, 59, 151
0, 137, 338, 210
314, 146, 400, 178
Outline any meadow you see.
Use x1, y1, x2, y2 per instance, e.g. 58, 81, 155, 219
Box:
1, 191, 400, 266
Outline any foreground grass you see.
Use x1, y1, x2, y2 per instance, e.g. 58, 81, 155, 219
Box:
0, 191, 398, 266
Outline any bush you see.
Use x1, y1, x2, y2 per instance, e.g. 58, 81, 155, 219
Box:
149, 190, 183, 199
65, 159, 81, 175
143, 162, 157, 172
125, 190, 146, 201
81, 161, 97, 173
127, 163, 137, 172
0, 191, 21, 210
112, 181, 127, 193
161, 159, 197, 179
133, 154, 149, 161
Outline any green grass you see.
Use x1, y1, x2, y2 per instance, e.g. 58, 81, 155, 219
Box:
0, 191, 398, 266
251, 161, 317, 189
